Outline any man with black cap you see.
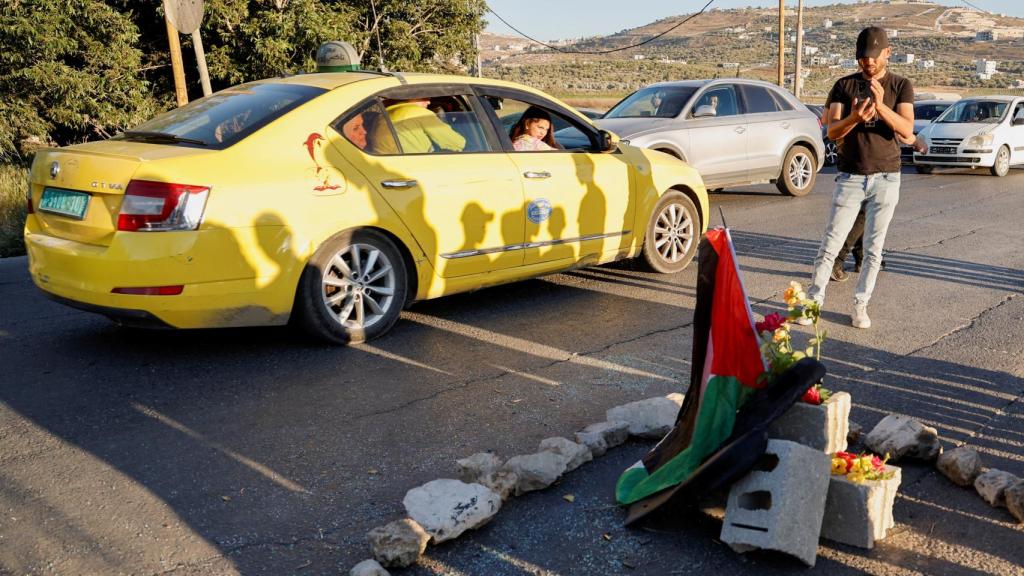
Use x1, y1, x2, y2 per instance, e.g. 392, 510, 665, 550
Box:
802, 26, 914, 329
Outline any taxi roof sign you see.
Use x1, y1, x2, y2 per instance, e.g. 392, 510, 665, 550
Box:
317, 41, 360, 72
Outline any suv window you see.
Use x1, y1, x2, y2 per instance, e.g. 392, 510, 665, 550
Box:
120, 82, 325, 148
604, 86, 697, 119
359, 95, 490, 155
740, 84, 780, 114
692, 85, 739, 118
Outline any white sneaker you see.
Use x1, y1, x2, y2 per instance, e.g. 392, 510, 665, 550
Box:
852, 305, 871, 329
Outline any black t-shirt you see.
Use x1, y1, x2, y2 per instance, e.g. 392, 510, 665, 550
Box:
827, 72, 914, 174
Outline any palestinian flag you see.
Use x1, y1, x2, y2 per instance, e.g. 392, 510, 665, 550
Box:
616, 227, 766, 505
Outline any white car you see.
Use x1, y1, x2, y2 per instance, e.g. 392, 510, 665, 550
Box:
915, 96, 1024, 177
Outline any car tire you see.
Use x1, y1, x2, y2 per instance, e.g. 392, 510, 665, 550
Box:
915, 165, 934, 174
824, 140, 838, 166
776, 145, 817, 197
641, 190, 700, 274
990, 145, 1010, 177
295, 228, 408, 344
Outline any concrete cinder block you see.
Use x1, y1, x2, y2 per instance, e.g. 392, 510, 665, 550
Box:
768, 391, 850, 453
721, 439, 831, 567
820, 465, 902, 549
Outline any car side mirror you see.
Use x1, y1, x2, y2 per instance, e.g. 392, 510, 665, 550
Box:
1013, 116, 1024, 126
693, 105, 717, 118
598, 129, 619, 153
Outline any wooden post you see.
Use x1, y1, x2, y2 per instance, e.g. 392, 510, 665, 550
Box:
795, 0, 804, 97
165, 16, 188, 106
778, 0, 786, 88
192, 30, 212, 97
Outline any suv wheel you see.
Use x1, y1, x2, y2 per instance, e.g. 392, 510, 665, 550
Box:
776, 145, 817, 197
990, 145, 1010, 177
641, 191, 700, 273
295, 229, 408, 344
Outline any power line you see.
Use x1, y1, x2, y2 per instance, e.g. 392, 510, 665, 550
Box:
484, 0, 716, 55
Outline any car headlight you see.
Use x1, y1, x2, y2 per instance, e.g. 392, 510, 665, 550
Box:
964, 133, 994, 148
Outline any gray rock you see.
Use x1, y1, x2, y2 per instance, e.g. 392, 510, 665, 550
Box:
538, 437, 592, 471
574, 421, 630, 456
974, 469, 1019, 508
864, 414, 942, 461
606, 393, 684, 439
456, 452, 503, 484
1005, 480, 1024, 523
936, 446, 983, 487
366, 519, 429, 568
403, 479, 502, 543
502, 452, 568, 495
847, 421, 863, 445
478, 469, 519, 501
350, 559, 390, 576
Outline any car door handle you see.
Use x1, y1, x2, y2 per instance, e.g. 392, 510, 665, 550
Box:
381, 179, 418, 189
523, 171, 551, 179
781, 121, 791, 129
734, 126, 746, 134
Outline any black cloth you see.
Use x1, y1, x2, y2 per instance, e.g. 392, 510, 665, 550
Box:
828, 72, 914, 174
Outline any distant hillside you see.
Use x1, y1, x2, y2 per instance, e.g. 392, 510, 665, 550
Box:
482, 1, 1024, 101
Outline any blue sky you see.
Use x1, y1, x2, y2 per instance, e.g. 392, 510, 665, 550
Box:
485, 0, 1024, 41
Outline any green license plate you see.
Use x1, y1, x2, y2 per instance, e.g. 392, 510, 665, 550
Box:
40, 188, 90, 220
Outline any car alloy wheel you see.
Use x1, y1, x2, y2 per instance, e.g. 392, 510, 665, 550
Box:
321, 242, 396, 331
642, 190, 700, 273
789, 152, 813, 190
776, 145, 816, 196
824, 141, 838, 165
991, 146, 1010, 177
296, 229, 408, 344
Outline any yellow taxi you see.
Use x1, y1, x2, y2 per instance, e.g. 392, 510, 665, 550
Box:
26, 72, 708, 343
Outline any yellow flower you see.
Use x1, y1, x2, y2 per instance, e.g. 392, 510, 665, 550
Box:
847, 471, 866, 483
859, 456, 875, 472
772, 327, 788, 342
783, 281, 807, 307
831, 458, 848, 475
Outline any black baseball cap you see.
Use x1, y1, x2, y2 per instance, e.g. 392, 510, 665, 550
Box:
856, 26, 890, 59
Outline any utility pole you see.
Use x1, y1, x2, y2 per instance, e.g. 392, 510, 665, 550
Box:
165, 15, 188, 106
777, 0, 785, 88
473, 33, 482, 78
795, 0, 804, 98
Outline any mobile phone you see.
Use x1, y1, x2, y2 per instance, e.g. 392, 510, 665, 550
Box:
858, 81, 876, 127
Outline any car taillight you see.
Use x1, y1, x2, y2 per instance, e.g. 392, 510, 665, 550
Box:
118, 180, 209, 232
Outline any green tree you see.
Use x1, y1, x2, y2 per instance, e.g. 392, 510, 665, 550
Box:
0, 0, 157, 162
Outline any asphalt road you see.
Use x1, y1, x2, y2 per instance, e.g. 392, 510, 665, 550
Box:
1, 165, 1022, 575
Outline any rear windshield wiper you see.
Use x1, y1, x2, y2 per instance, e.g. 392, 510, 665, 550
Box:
122, 131, 208, 146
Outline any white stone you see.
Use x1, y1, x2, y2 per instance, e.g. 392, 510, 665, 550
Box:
478, 469, 519, 501
1005, 481, 1024, 523
768, 391, 850, 453
502, 452, 568, 495
350, 559, 390, 576
936, 446, 983, 487
366, 519, 429, 568
456, 452, 503, 484
575, 420, 630, 456
974, 469, 1019, 508
820, 465, 902, 549
606, 393, 684, 439
403, 480, 502, 543
864, 414, 942, 461
538, 437, 592, 471
720, 439, 831, 567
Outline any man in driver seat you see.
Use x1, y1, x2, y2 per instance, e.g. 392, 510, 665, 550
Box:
371, 97, 465, 154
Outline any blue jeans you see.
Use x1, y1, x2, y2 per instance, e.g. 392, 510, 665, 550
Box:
808, 172, 900, 307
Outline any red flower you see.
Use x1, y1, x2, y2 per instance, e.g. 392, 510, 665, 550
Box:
801, 385, 822, 405
756, 312, 787, 334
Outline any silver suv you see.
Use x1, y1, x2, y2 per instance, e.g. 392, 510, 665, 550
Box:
597, 79, 824, 196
